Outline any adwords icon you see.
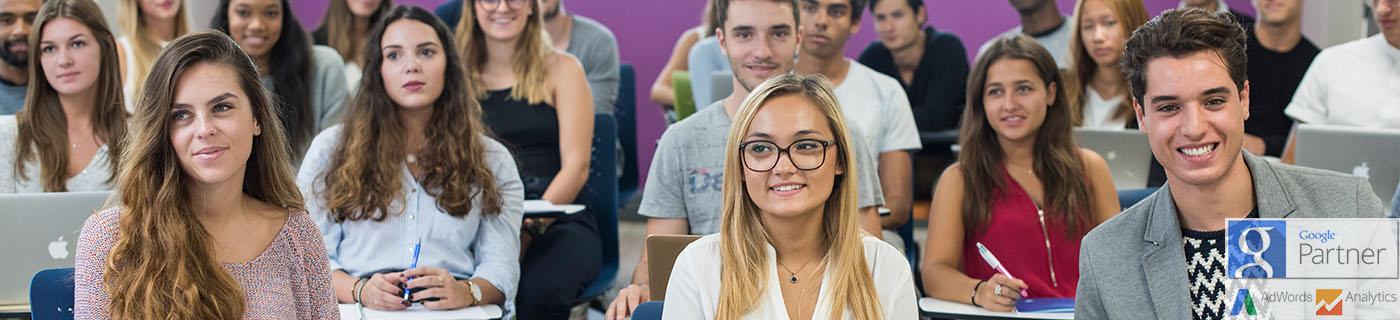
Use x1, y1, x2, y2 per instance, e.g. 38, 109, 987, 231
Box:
1230, 288, 1258, 316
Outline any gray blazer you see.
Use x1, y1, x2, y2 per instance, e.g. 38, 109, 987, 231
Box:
1074, 153, 1384, 319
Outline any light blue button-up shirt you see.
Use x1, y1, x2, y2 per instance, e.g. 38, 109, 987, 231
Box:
297, 125, 524, 311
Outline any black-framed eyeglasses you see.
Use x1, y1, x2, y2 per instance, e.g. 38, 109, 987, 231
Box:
477, 0, 527, 10
738, 139, 834, 172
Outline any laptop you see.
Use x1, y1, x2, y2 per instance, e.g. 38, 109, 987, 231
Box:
645, 234, 702, 301
1294, 124, 1400, 211
1073, 129, 1153, 189
0, 191, 114, 306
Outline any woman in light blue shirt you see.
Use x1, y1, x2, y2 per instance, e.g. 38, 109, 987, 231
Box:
298, 5, 523, 314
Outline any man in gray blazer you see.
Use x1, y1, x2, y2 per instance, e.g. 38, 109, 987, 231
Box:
1074, 8, 1386, 319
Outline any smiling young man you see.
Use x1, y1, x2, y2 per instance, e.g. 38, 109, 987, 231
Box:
797, 0, 921, 249
1074, 8, 1385, 320
604, 1, 887, 318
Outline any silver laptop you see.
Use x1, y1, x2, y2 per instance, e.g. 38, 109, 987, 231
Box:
1295, 124, 1400, 211
0, 191, 114, 305
1073, 129, 1152, 189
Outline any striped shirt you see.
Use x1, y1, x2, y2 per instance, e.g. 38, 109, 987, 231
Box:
297, 125, 525, 313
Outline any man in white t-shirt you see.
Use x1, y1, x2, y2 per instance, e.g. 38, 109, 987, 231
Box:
1281, 0, 1400, 163
977, 0, 1073, 68
797, 0, 921, 247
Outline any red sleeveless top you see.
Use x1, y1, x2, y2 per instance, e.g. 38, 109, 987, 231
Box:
960, 166, 1084, 298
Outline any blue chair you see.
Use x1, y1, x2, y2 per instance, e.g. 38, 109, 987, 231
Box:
616, 64, 640, 202
1118, 188, 1158, 210
30, 267, 75, 320
576, 114, 620, 302
632, 301, 664, 320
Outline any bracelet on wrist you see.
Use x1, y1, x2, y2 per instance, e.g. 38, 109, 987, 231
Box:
353, 277, 369, 304
971, 279, 987, 307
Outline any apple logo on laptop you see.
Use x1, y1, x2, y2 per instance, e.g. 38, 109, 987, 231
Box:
1105, 151, 1118, 161
1353, 162, 1370, 179
49, 236, 69, 260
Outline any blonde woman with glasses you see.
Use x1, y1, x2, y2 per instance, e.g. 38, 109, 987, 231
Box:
663, 73, 917, 319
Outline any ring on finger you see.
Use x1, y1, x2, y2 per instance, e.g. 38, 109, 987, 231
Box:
994, 284, 1003, 296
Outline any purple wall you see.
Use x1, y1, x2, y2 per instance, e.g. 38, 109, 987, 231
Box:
292, 0, 1255, 188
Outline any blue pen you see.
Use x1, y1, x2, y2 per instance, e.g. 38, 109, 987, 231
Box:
404, 242, 421, 303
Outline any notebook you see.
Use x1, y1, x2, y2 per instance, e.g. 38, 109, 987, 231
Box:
337, 304, 502, 320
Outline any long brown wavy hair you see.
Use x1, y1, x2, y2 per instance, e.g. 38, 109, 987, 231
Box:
105, 31, 304, 319
1064, 0, 1147, 126
455, 0, 554, 104
314, 0, 393, 63
718, 74, 883, 320
14, 0, 127, 192
118, 0, 190, 102
320, 5, 503, 222
960, 35, 1094, 236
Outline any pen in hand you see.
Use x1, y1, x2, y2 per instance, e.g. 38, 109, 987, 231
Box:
403, 242, 421, 305
975, 242, 1029, 297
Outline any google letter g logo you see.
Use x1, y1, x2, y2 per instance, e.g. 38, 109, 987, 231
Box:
1227, 220, 1287, 278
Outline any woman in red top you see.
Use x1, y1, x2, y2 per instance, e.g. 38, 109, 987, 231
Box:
922, 34, 1120, 312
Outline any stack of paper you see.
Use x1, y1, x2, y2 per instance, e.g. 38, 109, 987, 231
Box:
337, 304, 503, 320
522, 200, 586, 216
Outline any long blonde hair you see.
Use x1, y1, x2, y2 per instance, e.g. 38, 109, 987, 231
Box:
1065, 0, 1147, 126
105, 31, 303, 319
455, 0, 554, 104
717, 74, 882, 320
118, 0, 190, 102
14, 0, 127, 192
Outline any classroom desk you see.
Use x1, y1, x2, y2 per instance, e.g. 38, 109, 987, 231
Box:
919, 297, 1073, 320
0, 304, 29, 318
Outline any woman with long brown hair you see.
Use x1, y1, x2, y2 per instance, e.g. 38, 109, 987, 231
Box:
921, 35, 1120, 311
300, 5, 523, 316
73, 31, 336, 319
456, 0, 596, 317
313, 0, 393, 93
663, 74, 916, 319
116, 0, 191, 110
0, 0, 126, 193
1064, 0, 1148, 129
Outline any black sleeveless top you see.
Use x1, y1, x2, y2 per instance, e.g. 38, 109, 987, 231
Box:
480, 88, 560, 198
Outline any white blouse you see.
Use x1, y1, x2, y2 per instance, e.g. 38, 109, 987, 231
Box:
663, 234, 919, 319
0, 116, 115, 193
1080, 86, 1129, 130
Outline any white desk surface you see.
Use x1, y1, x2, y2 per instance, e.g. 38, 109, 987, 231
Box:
919, 297, 1073, 320
0, 304, 28, 314
337, 304, 501, 320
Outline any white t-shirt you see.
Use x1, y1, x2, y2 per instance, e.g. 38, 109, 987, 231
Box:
662, 234, 918, 319
1080, 86, 1129, 130
978, 17, 1073, 69
344, 63, 362, 95
1284, 34, 1400, 128
835, 60, 923, 154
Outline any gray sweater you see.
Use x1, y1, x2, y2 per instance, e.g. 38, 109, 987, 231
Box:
1075, 152, 1385, 319
565, 15, 620, 114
